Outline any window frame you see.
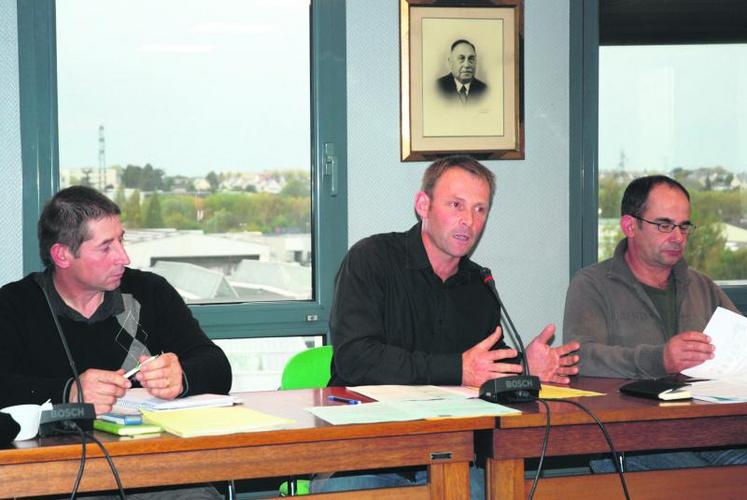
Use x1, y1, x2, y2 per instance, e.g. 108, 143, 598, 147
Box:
16, 0, 348, 340
569, 0, 747, 311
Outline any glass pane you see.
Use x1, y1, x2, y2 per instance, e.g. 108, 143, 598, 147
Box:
599, 44, 747, 283
214, 336, 324, 392
56, 0, 312, 304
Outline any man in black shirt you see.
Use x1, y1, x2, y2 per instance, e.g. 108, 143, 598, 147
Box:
315, 156, 580, 499
330, 155, 579, 388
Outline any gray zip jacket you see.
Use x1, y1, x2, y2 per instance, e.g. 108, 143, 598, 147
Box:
563, 239, 738, 379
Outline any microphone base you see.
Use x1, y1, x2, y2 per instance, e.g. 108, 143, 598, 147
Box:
39, 403, 95, 436
479, 375, 541, 404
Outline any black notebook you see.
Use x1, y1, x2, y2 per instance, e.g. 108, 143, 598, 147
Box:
619, 379, 692, 401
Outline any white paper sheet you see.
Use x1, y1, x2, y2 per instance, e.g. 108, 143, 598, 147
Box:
682, 307, 747, 379
689, 379, 747, 403
347, 385, 469, 402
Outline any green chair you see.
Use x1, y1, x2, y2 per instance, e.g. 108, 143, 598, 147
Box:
279, 345, 333, 496
280, 345, 333, 390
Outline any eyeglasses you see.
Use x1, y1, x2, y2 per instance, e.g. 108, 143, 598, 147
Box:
633, 215, 697, 234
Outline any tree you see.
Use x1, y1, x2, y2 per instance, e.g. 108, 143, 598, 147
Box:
684, 200, 726, 276
114, 185, 127, 208
598, 176, 625, 218
203, 208, 239, 233
143, 192, 164, 228
691, 190, 742, 225
141, 163, 163, 191
122, 165, 142, 188
280, 178, 309, 197
206, 171, 220, 192
710, 247, 747, 280
122, 190, 142, 228
163, 212, 200, 230
160, 195, 201, 229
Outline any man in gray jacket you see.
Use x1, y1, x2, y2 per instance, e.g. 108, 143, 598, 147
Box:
564, 175, 737, 378
564, 175, 746, 470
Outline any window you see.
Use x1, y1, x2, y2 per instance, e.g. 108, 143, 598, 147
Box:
17, 0, 347, 389
571, 0, 747, 309
599, 44, 747, 284
56, 0, 313, 304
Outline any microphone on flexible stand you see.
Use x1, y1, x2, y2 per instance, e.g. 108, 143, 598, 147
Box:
38, 286, 95, 436
477, 267, 540, 404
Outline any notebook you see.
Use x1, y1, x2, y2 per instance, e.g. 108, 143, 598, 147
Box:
114, 388, 235, 411
99, 412, 143, 425
93, 419, 162, 436
619, 379, 692, 401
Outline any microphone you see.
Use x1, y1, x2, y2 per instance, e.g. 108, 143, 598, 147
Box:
38, 285, 95, 436
477, 267, 540, 404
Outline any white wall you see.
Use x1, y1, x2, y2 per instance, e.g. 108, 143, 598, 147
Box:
0, 0, 24, 285
346, 0, 571, 342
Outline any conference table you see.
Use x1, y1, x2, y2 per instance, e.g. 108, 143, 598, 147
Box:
0, 387, 493, 499
481, 377, 747, 500
2, 379, 747, 499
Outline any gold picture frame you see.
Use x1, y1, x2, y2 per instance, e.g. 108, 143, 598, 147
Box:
400, 0, 524, 161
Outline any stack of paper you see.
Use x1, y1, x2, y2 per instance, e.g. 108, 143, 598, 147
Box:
142, 406, 294, 438
687, 380, 747, 404
683, 307, 747, 403
114, 388, 235, 411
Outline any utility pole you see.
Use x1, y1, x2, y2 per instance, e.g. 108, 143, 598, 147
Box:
98, 125, 106, 190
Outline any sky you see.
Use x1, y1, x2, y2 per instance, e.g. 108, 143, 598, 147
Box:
599, 44, 747, 174
56, 0, 311, 177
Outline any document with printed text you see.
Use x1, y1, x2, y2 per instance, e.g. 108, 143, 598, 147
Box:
682, 307, 747, 402
682, 307, 747, 380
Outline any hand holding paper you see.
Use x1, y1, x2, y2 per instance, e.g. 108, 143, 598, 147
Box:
682, 307, 747, 379
663, 331, 714, 374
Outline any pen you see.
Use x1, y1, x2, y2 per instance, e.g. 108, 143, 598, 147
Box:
327, 395, 361, 405
124, 354, 160, 379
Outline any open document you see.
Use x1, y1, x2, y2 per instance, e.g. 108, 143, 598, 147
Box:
307, 385, 519, 425
682, 307, 747, 402
308, 398, 520, 425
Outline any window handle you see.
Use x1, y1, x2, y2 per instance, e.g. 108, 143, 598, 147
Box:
323, 142, 338, 197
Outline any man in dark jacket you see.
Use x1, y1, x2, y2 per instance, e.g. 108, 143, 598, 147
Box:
436, 39, 487, 104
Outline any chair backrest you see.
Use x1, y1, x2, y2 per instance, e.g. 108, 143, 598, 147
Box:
280, 345, 333, 390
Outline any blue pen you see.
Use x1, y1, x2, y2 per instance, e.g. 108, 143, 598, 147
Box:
328, 395, 361, 405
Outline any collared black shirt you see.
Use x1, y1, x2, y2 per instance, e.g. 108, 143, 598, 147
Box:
329, 223, 505, 386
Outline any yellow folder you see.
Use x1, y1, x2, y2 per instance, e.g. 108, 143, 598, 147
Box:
142, 406, 294, 438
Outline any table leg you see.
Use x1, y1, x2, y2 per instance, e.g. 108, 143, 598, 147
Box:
486, 457, 524, 500
429, 461, 470, 500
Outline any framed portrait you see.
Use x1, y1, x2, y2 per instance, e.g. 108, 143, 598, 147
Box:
400, 0, 524, 161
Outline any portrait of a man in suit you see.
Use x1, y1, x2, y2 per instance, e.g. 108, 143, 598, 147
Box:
436, 39, 487, 104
